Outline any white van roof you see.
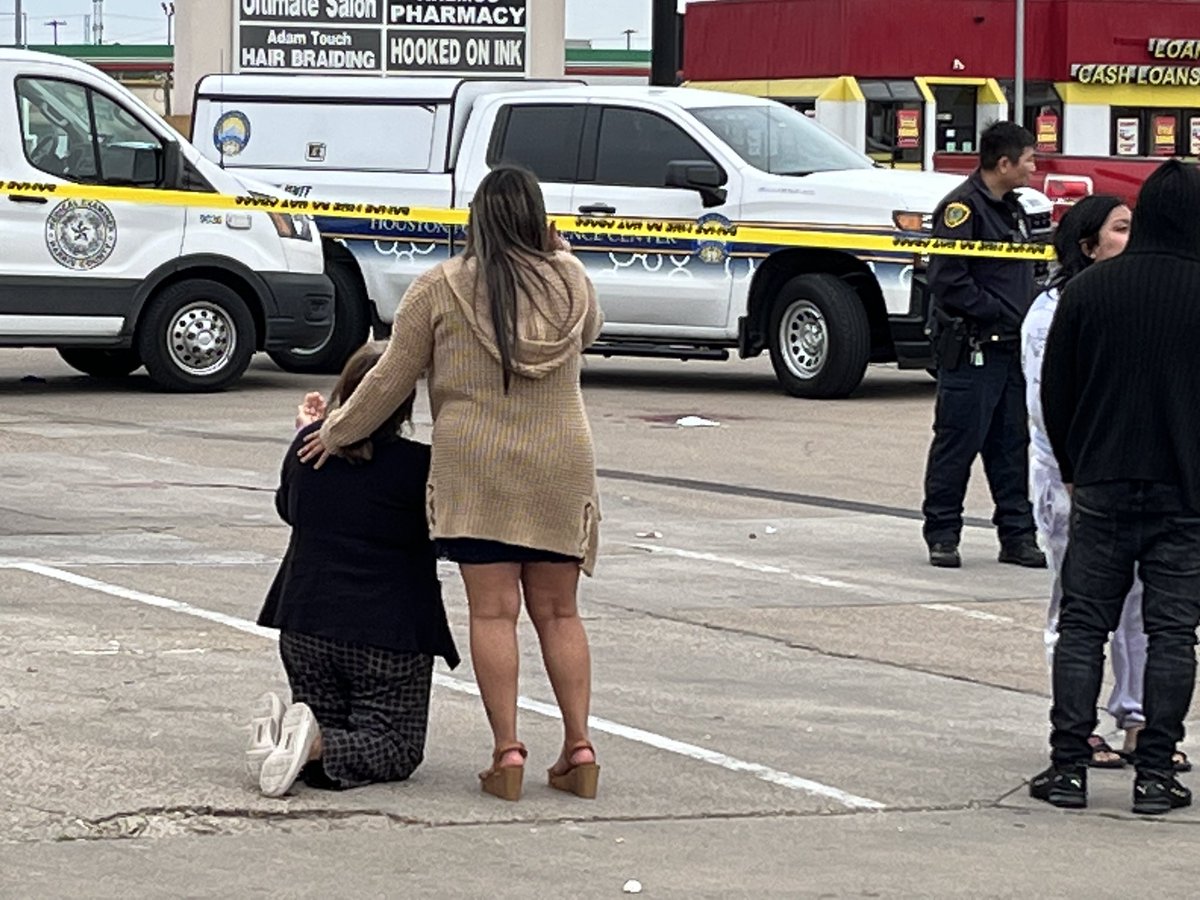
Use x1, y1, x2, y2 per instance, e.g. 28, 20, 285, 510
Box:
0, 47, 115, 75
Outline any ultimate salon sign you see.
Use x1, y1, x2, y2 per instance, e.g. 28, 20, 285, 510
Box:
1072, 37, 1200, 86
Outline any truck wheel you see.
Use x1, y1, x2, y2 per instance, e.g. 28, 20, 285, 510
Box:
137, 280, 256, 392
57, 348, 142, 378
768, 274, 870, 399
268, 261, 369, 374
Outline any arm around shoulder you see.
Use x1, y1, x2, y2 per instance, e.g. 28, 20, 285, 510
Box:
319, 274, 439, 452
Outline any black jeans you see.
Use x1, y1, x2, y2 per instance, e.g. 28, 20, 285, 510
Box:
1050, 482, 1200, 773
922, 344, 1035, 547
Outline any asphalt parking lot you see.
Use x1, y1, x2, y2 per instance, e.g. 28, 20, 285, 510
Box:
2, 349, 1194, 899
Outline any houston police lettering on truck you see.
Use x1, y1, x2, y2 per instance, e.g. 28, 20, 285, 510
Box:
235, 0, 529, 75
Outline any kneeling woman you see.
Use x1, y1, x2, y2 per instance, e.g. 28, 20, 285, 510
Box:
249, 345, 460, 797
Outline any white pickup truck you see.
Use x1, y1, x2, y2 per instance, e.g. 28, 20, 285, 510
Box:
192, 76, 1051, 398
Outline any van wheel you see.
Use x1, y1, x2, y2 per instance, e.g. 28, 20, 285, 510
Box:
57, 348, 142, 378
138, 280, 256, 392
268, 261, 369, 374
768, 274, 870, 399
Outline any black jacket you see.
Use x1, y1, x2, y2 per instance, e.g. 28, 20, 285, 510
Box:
258, 422, 460, 667
928, 170, 1036, 338
1041, 159, 1200, 510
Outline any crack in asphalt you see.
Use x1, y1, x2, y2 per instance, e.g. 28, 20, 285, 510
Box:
9, 794, 1194, 846
598, 468, 994, 530
75, 481, 273, 494
7, 409, 965, 528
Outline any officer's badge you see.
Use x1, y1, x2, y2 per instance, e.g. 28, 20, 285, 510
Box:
943, 202, 972, 229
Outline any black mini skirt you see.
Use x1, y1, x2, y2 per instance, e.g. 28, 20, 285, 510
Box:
437, 537, 581, 566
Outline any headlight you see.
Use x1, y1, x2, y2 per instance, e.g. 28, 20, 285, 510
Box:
268, 212, 314, 241
893, 210, 933, 233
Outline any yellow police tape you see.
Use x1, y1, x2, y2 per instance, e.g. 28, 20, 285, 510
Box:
2, 179, 1055, 262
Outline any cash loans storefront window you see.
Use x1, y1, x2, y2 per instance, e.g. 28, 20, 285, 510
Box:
861, 79, 923, 167
1073, 37, 1200, 158
1110, 106, 1200, 156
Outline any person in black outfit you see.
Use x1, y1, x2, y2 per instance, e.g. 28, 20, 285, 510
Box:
1030, 159, 1200, 816
250, 344, 460, 798
921, 121, 1047, 570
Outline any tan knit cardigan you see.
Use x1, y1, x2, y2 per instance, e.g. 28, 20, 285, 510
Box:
319, 252, 604, 575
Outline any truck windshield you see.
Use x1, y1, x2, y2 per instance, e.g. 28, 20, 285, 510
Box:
691, 104, 873, 175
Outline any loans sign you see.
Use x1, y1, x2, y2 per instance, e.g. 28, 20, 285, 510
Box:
235, 0, 529, 75
1069, 36, 1200, 87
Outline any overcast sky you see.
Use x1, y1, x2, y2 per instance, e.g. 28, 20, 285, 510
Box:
1, 1, 702, 47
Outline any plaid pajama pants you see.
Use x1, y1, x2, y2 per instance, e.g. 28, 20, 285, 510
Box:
279, 631, 434, 790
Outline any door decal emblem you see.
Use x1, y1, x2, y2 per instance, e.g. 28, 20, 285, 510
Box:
45, 199, 118, 271
213, 110, 251, 157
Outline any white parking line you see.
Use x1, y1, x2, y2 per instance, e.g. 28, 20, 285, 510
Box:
628, 543, 879, 596
628, 543, 791, 575
920, 603, 1042, 632
4, 561, 885, 812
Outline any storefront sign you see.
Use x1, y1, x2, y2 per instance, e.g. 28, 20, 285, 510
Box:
1191, 117, 1200, 156
1035, 113, 1059, 153
1153, 115, 1178, 155
1115, 117, 1140, 156
1071, 63, 1200, 86
1072, 36, 1200, 86
1148, 38, 1200, 60
895, 109, 920, 149
235, 0, 529, 75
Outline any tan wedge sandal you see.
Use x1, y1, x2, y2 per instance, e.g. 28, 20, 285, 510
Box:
480, 742, 527, 801
548, 740, 600, 800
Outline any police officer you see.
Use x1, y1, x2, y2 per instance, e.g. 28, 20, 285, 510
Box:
922, 121, 1047, 569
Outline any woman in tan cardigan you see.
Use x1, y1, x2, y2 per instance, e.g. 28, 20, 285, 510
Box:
300, 166, 603, 801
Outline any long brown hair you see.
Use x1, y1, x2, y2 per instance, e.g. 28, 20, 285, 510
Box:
330, 343, 415, 461
463, 165, 573, 392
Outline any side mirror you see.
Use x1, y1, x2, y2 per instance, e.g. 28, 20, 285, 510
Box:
102, 143, 165, 186
665, 159, 728, 208
130, 144, 164, 186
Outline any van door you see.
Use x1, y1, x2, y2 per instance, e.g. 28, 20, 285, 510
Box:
572, 104, 738, 331
0, 74, 183, 340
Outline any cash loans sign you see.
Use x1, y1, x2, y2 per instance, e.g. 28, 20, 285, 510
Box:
1070, 37, 1200, 87
236, 0, 529, 75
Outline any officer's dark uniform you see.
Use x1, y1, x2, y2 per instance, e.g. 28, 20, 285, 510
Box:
922, 170, 1039, 556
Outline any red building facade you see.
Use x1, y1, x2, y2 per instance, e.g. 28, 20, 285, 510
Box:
683, 0, 1200, 162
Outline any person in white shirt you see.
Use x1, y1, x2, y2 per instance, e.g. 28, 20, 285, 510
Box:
1023, 194, 1187, 772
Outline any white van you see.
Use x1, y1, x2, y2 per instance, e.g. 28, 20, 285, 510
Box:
0, 50, 333, 391
192, 75, 1052, 398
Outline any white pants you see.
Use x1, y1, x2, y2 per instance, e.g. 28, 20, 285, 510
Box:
1034, 463, 1146, 731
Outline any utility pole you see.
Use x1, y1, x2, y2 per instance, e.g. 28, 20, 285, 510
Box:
650, 0, 682, 86
1014, 0, 1026, 126
14, 0, 22, 46
93, 0, 104, 45
46, 19, 66, 44
162, 2, 175, 44
622, 28, 637, 51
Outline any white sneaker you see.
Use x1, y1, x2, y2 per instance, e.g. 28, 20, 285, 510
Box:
244, 692, 286, 781
259, 702, 319, 798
